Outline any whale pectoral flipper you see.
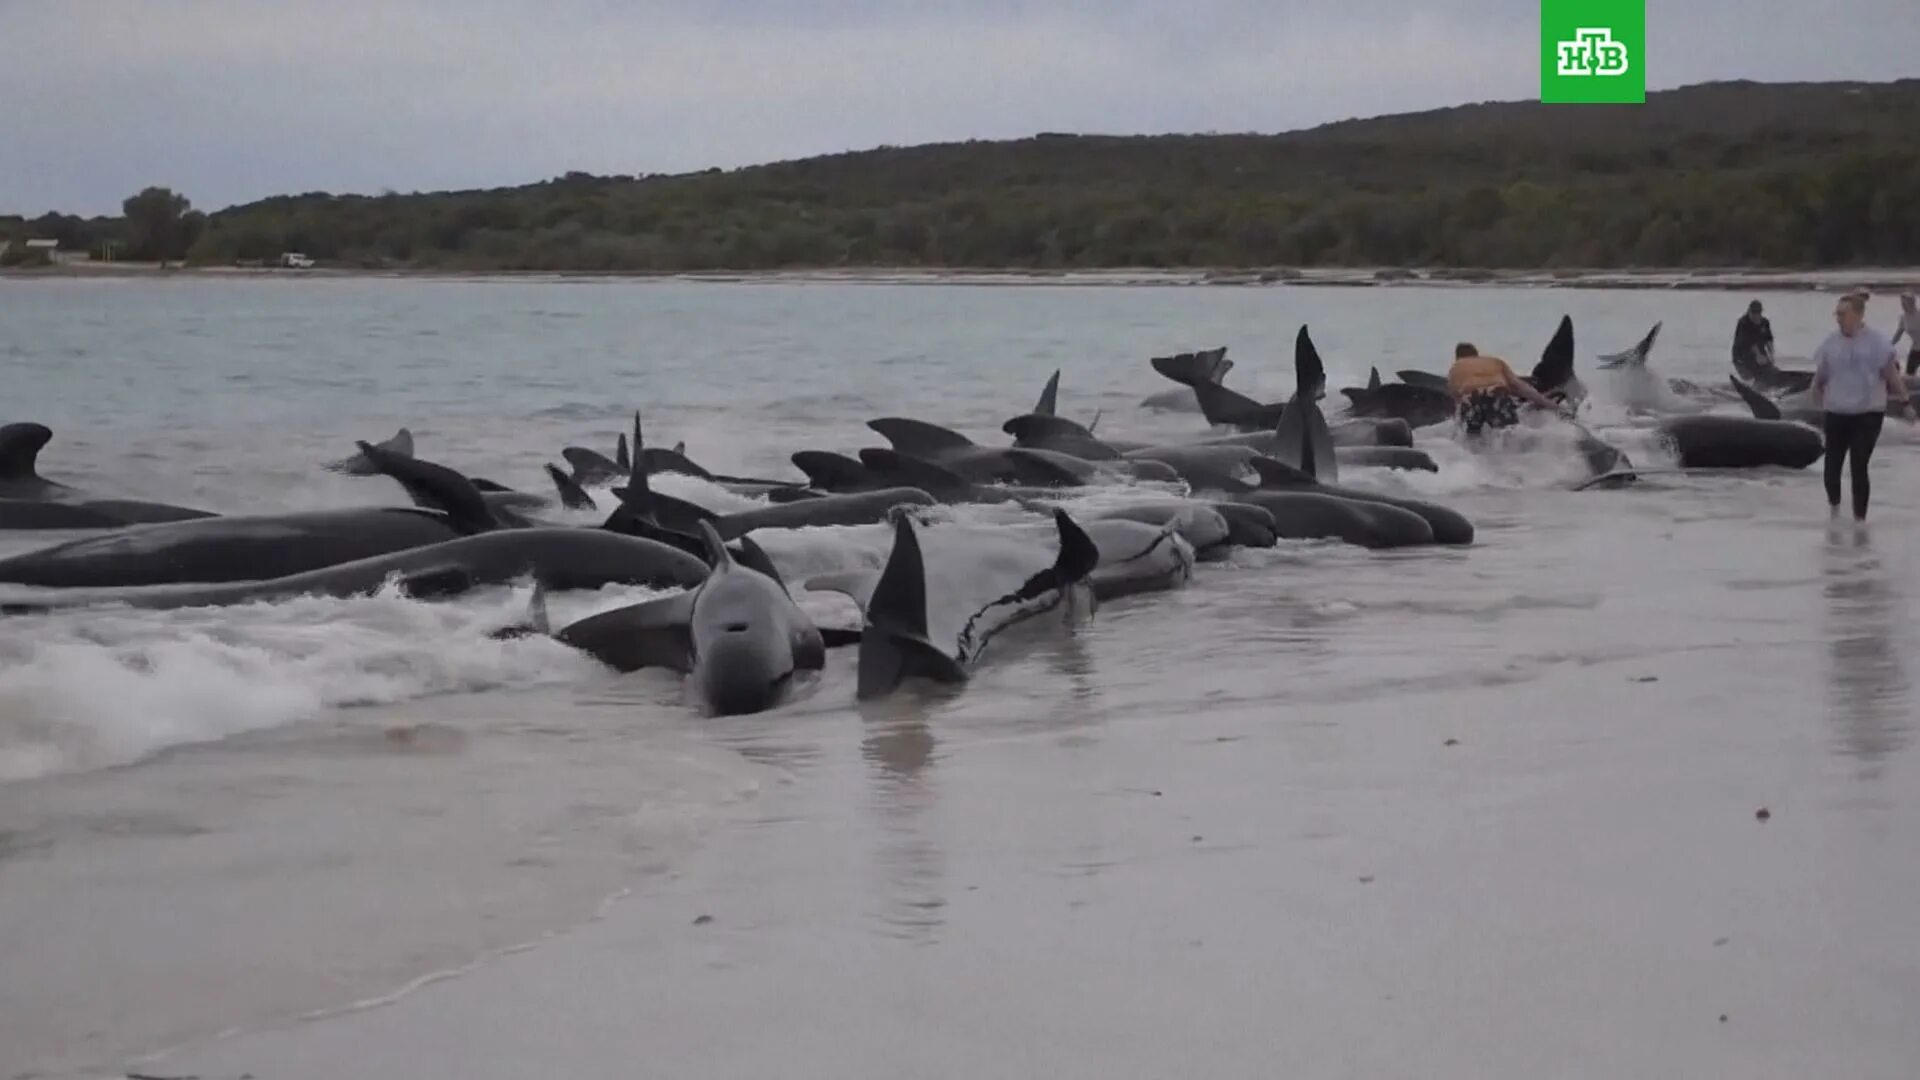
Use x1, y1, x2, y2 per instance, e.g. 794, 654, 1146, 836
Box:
1729, 376, 1784, 421
555, 591, 698, 674
351, 441, 501, 534
486, 582, 554, 640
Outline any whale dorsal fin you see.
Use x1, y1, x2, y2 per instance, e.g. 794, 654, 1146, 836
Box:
561, 447, 624, 483
1035, 369, 1061, 418
351, 440, 500, 534
642, 447, 715, 480
791, 450, 874, 492
0, 422, 52, 481
616, 433, 631, 472
544, 464, 598, 511
867, 418, 976, 456
856, 512, 967, 699
1531, 315, 1575, 391
606, 412, 716, 537
1369, 367, 1382, 392
1295, 326, 1327, 401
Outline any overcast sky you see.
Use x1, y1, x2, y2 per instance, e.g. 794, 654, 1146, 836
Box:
2, 0, 1914, 216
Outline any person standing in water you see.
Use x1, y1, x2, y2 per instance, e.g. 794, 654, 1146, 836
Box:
1447, 343, 1570, 436
1812, 293, 1909, 522
1892, 293, 1920, 376
1732, 300, 1775, 377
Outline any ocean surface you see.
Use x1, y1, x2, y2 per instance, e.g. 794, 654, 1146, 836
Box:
3, 277, 1918, 1079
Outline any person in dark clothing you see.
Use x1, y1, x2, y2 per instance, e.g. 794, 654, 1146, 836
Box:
1731, 300, 1775, 378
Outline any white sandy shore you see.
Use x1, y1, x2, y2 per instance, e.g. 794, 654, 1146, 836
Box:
148, 578, 1920, 1080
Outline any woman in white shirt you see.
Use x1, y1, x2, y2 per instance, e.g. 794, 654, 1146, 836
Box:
1812, 293, 1910, 522
1894, 293, 1920, 376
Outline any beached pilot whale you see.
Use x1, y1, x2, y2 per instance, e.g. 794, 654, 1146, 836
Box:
0, 525, 710, 616
866, 417, 1181, 486
1176, 332, 1415, 448
1075, 517, 1196, 600
0, 422, 218, 530
534, 522, 837, 716
1222, 391, 1474, 547
594, 413, 938, 559
326, 427, 555, 517
809, 509, 1101, 700
1003, 364, 1438, 475
0, 439, 531, 589
1657, 413, 1826, 470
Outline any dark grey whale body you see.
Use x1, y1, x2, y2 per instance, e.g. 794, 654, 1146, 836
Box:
809, 509, 1101, 701
0, 528, 709, 614
1658, 414, 1825, 470
0, 422, 217, 530
0, 440, 510, 588
547, 524, 829, 716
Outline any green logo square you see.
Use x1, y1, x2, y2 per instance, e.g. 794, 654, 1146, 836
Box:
1540, 0, 1645, 104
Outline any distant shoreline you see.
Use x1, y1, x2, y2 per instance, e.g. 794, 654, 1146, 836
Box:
5, 262, 1917, 293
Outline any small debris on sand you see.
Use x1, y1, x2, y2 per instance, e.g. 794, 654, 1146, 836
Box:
1755, 807, 1771, 822
692, 914, 714, 926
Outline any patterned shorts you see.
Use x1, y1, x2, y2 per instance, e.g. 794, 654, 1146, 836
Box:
1457, 388, 1520, 435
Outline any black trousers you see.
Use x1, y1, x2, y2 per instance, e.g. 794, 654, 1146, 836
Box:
1823, 410, 1886, 519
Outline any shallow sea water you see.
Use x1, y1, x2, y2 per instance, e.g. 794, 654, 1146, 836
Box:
1, 278, 1916, 1079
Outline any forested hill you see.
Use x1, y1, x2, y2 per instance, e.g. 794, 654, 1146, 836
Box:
14, 79, 1920, 271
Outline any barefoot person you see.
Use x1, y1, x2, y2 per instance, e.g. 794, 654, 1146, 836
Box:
1893, 293, 1920, 376
1812, 293, 1910, 522
1447, 343, 1571, 436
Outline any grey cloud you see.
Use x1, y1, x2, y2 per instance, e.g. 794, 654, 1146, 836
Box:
0, 0, 1912, 215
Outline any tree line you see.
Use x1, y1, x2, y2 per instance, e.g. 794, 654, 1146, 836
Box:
6, 80, 1918, 272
